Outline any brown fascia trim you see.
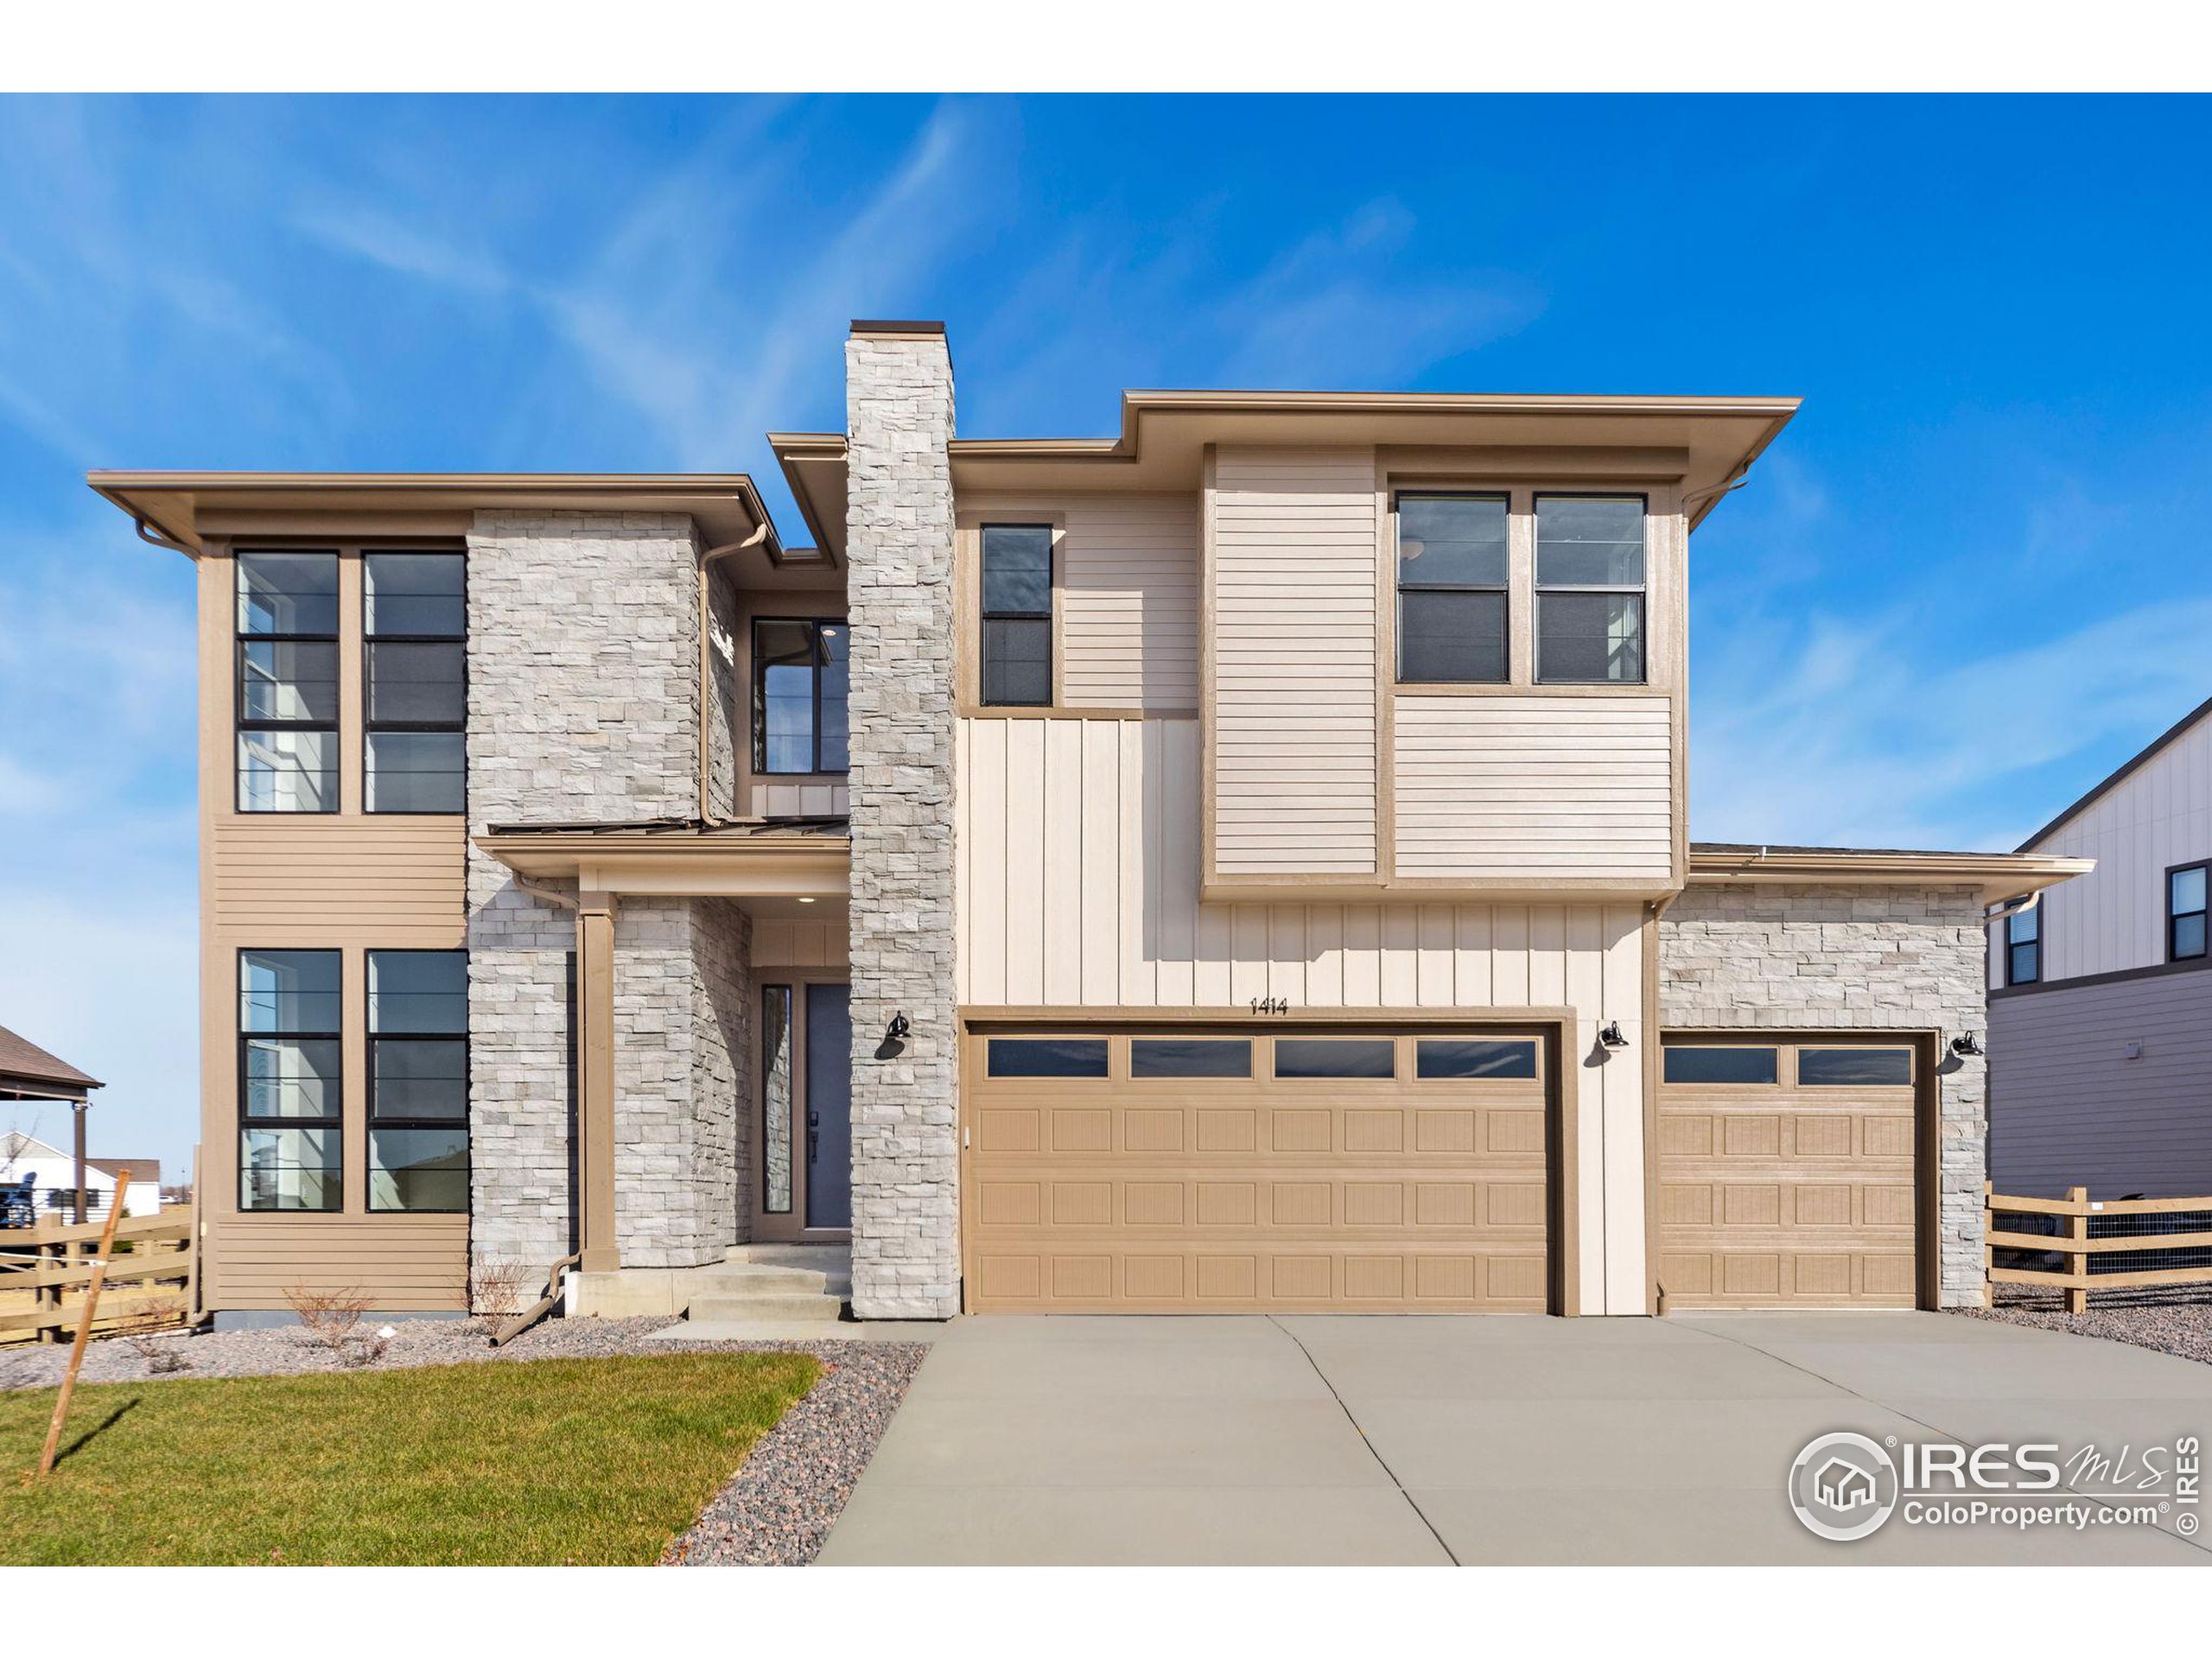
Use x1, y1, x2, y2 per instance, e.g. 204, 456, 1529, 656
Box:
1989, 950, 2212, 1002
85, 471, 784, 557
1685, 844, 2094, 900
2014, 693, 2212, 854
765, 432, 847, 558
948, 389, 1801, 528
849, 319, 946, 335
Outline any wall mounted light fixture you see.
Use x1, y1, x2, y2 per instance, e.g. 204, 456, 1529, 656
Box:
1598, 1021, 1629, 1050
1949, 1033, 1984, 1058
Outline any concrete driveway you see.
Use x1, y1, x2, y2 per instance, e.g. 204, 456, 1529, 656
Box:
817, 1313, 2212, 1565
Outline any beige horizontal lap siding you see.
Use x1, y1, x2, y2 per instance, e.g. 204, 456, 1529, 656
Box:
1394, 696, 1674, 880
1210, 448, 1379, 874
755, 781, 850, 818
955, 714, 1650, 1311
207, 1217, 471, 1311
209, 818, 468, 935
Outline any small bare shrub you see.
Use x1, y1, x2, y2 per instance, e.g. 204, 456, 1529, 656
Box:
121, 1296, 192, 1374
469, 1257, 528, 1327
282, 1282, 386, 1365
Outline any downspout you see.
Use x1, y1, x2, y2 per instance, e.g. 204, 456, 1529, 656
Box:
696, 523, 772, 823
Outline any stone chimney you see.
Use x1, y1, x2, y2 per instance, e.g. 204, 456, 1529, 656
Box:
843, 321, 960, 1319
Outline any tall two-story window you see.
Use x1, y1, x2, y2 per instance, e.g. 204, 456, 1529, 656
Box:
239, 950, 342, 1211
365, 552, 467, 812
367, 950, 469, 1212
1535, 496, 1646, 683
236, 551, 339, 811
753, 620, 849, 774
980, 524, 1053, 707
2004, 904, 2041, 985
1395, 493, 1510, 683
2170, 863, 2209, 962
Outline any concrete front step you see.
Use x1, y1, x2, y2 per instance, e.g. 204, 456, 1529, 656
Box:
686, 1291, 849, 1324
689, 1266, 847, 1297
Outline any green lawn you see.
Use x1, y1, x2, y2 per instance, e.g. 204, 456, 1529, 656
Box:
0, 1351, 821, 1565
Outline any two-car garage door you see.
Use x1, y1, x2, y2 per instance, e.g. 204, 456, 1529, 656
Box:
964, 1027, 1554, 1313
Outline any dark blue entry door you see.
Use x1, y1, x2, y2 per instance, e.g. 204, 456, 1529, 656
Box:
805, 983, 852, 1230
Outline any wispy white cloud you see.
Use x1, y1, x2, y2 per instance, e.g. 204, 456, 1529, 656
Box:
292, 202, 512, 296
1693, 594, 2212, 851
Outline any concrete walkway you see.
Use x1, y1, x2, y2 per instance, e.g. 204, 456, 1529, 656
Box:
816, 1312, 2212, 1565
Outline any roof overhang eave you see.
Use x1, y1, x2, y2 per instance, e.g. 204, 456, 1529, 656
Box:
474, 830, 851, 899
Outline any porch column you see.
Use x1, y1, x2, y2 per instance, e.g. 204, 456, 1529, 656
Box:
576, 890, 620, 1273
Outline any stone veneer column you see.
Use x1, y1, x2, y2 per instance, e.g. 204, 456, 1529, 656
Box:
844, 323, 962, 1319
1657, 882, 1990, 1307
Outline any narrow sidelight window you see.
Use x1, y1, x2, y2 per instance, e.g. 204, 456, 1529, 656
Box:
1536, 496, 1647, 683
2005, 904, 2041, 986
1396, 493, 1509, 683
2171, 863, 2209, 962
980, 524, 1053, 706
365, 552, 467, 812
366, 950, 468, 1212
761, 985, 793, 1214
753, 620, 849, 775
238, 949, 342, 1211
236, 551, 339, 811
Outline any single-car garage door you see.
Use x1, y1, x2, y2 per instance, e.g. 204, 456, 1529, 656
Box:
963, 1026, 1554, 1313
1657, 1036, 1923, 1308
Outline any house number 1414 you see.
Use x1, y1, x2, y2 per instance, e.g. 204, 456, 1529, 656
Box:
1249, 997, 1290, 1015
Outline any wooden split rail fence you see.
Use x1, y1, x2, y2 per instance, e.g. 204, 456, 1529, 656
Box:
1985, 1182, 2212, 1313
0, 1208, 198, 1345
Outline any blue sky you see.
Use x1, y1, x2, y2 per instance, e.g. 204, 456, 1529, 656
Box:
3, 92, 2209, 1173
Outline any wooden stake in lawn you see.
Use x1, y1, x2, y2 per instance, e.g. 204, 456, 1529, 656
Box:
36, 1166, 129, 1478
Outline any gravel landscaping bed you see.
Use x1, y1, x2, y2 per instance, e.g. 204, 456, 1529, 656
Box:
0, 1315, 931, 1565
1955, 1285, 2212, 1367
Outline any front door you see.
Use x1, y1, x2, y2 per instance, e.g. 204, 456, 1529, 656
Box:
753, 978, 853, 1239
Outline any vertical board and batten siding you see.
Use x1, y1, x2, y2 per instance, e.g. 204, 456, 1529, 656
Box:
754, 781, 851, 818
1394, 696, 1674, 879
963, 492, 1200, 711
956, 715, 1650, 1312
1989, 972, 2212, 1198
1208, 447, 1380, 875
1992, 710, 2212, 986
753, 917, 850, 969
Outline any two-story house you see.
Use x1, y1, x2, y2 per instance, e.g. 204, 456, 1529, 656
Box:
1986, 695, 2212, 1198
91, 321, 2085, 1325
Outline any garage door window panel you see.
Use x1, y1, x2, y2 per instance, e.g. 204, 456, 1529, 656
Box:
1274, 1039, 1395, 1080
1416, 1039, 1539, 1081
1130, 1038, 1251, 1079
1796, 1047, 1913, 1086
987, 1037, 1109, 1078
1662, 1045, 1780, 1085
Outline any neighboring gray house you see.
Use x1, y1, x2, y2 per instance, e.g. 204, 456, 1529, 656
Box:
1988, 694, 2212, 1197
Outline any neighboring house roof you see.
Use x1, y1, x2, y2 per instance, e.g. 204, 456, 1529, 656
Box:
2014, 693, 2212, 855
0, 1025, 101, 1097
86, 1156, 159, 1185
0, 1131, 68, 1164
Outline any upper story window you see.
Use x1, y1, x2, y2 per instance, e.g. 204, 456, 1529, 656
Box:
238, 949, 342, 1212
1396, 493, 1508, 683
2170, 862, 2208, 962
2004, 904, 2041, 985
236, 551, 339, 812
365, 552, 467, 813
980, 524, 1053, 707
753, 619, 849, 775
1535, 495, 1646, 683
367, 950, 469, 1213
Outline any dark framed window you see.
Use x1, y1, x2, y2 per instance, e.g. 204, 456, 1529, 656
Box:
2171, 863, 2209, 963
987, 1038, 1108, 1078
1130, 1038, 1252, 1079
2004, 904, 2041, 986
1662, 1045, 1779, 1085
762, 985, 794, 1214
753, 619, 850, 775
365, 551, 466, 813
1797, 1047, 1914, 1087
366, 950, 468, 1212
1274, 1039, 1395, 1080
1415, 1039, 1539, 1080
980, 524, 1053, 707
1535, 495, 1646, 683
238, 949, 341, 1211
1396, 493, 1509, 683
236, 551, 339, 812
